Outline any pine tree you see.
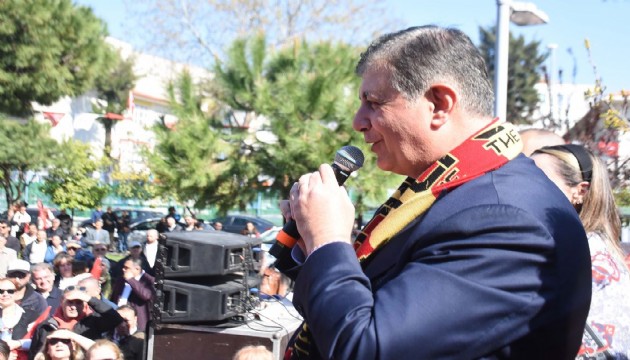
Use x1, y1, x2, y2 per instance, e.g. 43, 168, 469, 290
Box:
478, 26, 548, 124
0, 0, 113, 116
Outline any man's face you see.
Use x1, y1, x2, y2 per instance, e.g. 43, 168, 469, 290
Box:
93, 245, 108, 257
0, 223, 9, 236
51, 219, 60, 229
167, 217, 176, 227
146, 231, 158, 244
7, 270, 30, 289
130, 246, 142, 258
122, 260, 140, 278
185, 216, 195, 226
28, 224, 38, 235
37, 230, 48, 242
353, 67, 434, 177
62, 298, 84, 318
116, 308, 138, 336
32, 269, 55, 293
94, 220, 103, 229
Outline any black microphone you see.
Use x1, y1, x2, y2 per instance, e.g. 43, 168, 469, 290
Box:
270, 145, 364, 269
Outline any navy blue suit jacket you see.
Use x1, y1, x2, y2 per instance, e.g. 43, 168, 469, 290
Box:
291, 155, 592, 359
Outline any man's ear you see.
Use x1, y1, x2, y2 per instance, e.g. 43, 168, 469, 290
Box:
427, 84, 457, 127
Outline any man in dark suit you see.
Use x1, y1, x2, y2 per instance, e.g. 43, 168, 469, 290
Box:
110, 257, 155, 332
279, 26, 592, 359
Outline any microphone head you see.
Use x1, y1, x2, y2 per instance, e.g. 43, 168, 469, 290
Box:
334, 145, 365, 173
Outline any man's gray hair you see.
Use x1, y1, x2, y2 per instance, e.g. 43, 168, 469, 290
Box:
356, 25, 494, 117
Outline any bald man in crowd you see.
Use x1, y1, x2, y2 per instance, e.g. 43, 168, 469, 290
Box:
519, 128, 565, 156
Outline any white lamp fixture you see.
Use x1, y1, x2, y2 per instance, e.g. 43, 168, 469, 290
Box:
494, 0, 549, 121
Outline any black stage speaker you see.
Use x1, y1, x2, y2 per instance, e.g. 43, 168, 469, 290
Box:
160, 275, 260, 323
164, 231, 263, 278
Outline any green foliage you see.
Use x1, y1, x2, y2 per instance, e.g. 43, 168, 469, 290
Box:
148, 35, 402, 215
0, 0, 113, 116
110, 169, 157, 201
40, 140, 108, 211
478, 26, 548, 124
0, 118, 60, 207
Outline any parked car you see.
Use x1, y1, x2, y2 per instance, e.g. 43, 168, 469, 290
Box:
126, 216, 166, 245
210, 215, 275, 235
0, 207, 60, 223
79, 208, 166, 229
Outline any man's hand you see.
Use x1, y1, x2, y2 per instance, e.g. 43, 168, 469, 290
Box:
64, 289, 91, 303
290, 164, 355, 255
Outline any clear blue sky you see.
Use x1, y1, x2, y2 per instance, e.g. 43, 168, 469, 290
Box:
77, 0, 629, 93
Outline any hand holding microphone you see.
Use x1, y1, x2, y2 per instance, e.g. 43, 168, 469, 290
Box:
270, 146, 364, 270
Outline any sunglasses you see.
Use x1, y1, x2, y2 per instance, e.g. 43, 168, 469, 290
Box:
6, 271, 28, 279
94, 248, 107, 252
48, 338, 72, 346
64, 286, 87, 293
0, 289, 16, 295
66, 247, 77, 251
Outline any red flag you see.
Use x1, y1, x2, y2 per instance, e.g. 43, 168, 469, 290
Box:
43, 112, 64, 126
37, 200, 49, 230
90, 256, 103, 280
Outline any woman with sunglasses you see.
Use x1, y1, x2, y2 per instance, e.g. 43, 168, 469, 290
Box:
0, 278, 30, 355
28, 287, 123, 359
33, 329, 94, 360
532, 144, 630, 358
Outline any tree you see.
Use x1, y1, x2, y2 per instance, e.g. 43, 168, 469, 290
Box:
126, 0, 397, 65
0, 0, 113, 116
0, 118, 60, 208
93, 51, 137, 160
478, 26, 548, 124
147, 36, 401, 215
40, 140, 108, 214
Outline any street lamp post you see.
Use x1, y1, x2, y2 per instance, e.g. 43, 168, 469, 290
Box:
494, 0, 549, 121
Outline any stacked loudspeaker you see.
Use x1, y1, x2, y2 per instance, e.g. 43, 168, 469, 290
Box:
153, 231, 262, 324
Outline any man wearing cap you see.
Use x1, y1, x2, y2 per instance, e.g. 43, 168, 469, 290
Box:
110, 241, 153, 282
0, 235, 18, 277
31, 262, 63, 314
6, 259, 47, 324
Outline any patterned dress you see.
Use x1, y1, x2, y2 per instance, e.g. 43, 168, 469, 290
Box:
578, 232, 630, 359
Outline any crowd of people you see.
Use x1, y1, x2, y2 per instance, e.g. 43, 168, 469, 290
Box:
0, 204, 276, 360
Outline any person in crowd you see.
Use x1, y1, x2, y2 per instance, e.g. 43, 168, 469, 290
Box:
45, 220, 65, 242
56, 210, 73, 240
32, 329, 95, 360
278, 25, 591, 359
166, 206, 180, 223
29, 287, 124, 358
240, 222, 260, 238
85, 339, 123, 360
89, 207, 102, 226
183, 215, 196, 232
100, 208, 118, 253
84, 220, 109, 251
116, 211, 130, 254
531, 144, 630, 357
110, 305, 144, 360
143, 231, 159, 273
0, 278, 29, 349
0, 339, 9, 360
110, 242, 153, 282
20, 224, 38, 254
212, 222, 223, 231
163, 217, 182, 233
23, 230, 48, 265
0, 236, 18, 278
63, 241, 82, 260
519, 128, 565, 156
6, 259, 47, 324
109, 258, 155, 332
232, 345, 273, 360
78, 276, 117, 311
52, 253, 74, 290
12, 203, 31, 240
0, 220, 20, 254
32, 263, 64, 314
44, 236, 66, 264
